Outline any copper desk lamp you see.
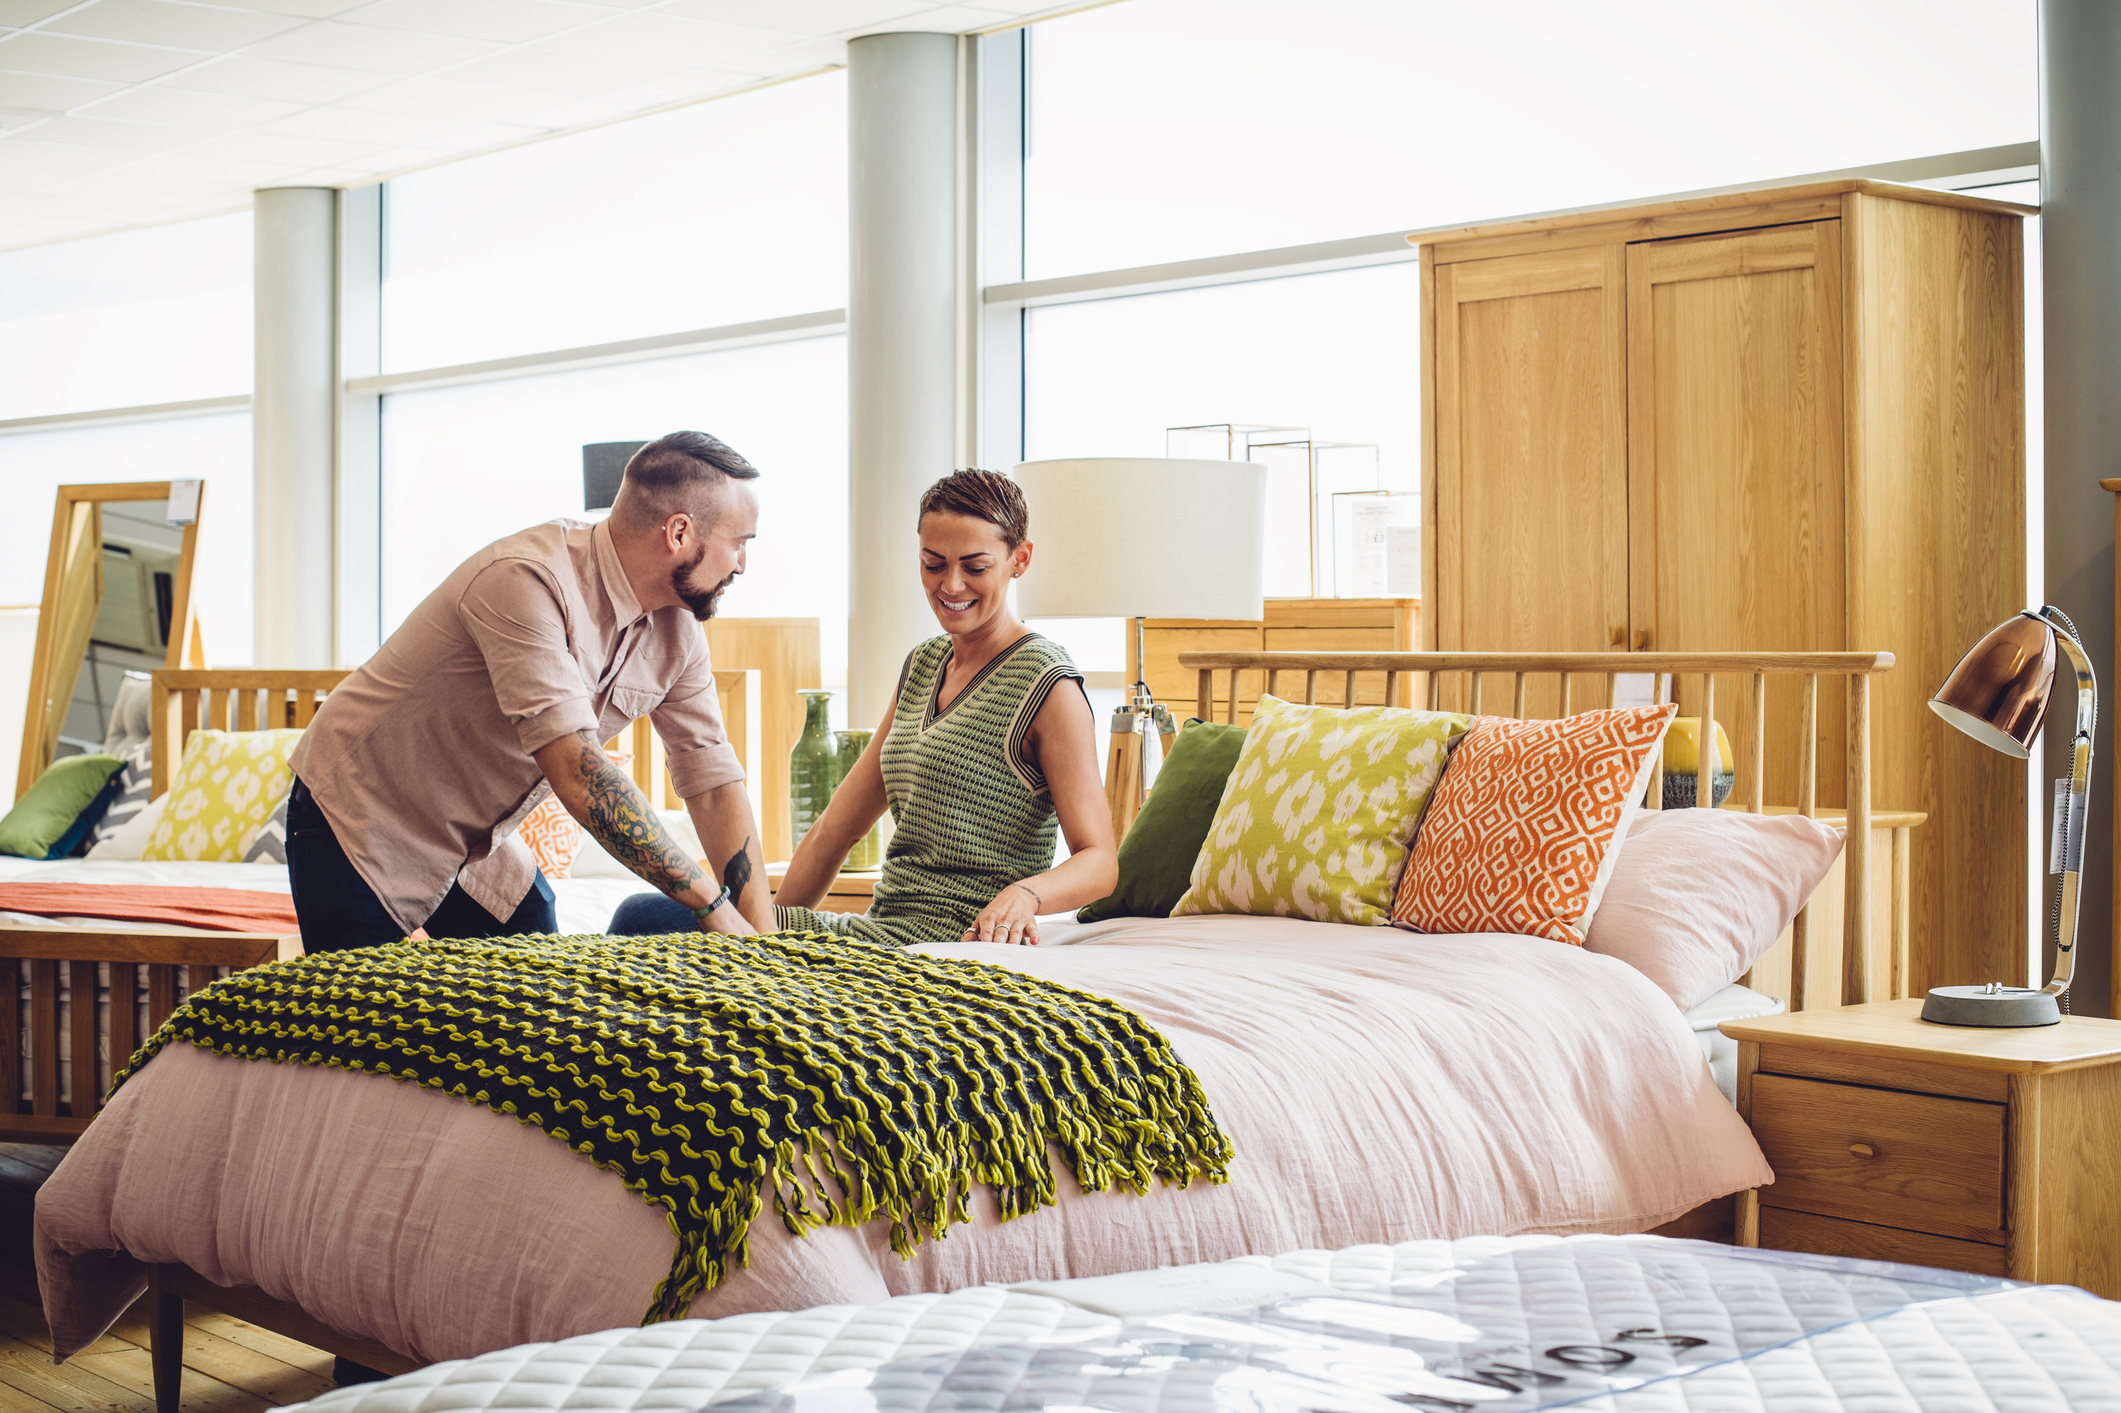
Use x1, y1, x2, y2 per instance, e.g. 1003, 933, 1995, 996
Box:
1926, 606, 2095, 1026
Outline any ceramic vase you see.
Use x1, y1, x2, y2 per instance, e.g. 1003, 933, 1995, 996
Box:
835, 729, 881, 869
790, 690, 839, 848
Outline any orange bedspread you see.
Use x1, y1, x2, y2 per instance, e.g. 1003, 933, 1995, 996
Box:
0, 885, 299, 933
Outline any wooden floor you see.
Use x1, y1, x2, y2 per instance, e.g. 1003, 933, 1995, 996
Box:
0, 1146, 334, 1413
0, 1263, 336, 1413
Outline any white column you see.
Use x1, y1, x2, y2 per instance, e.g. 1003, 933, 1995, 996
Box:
847, 32, 958, 727
2040, 0, 2120, 1014
252, 186, 337, 668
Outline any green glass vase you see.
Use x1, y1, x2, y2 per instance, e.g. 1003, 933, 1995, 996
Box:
835, 729, 881, 870
790, 690, 839, 850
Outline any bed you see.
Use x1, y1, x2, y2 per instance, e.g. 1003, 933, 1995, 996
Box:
0, 668, 745, 1139
32, 649, 1903, 1411
277, 1232, 2121, 1413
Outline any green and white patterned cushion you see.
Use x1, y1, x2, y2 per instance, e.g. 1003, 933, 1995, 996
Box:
1171, 694, 1470, 926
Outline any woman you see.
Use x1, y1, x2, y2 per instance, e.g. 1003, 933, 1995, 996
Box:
610, 469, 1116, 946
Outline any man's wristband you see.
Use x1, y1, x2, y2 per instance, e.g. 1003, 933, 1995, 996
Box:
691, 885, 732, 923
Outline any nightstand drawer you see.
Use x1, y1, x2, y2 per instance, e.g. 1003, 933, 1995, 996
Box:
1758, 1208, 2007, 1277
1751, 1073, 2005, 1241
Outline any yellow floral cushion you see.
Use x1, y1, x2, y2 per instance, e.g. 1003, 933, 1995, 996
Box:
142, 729, 304, 863
1171, 695, 1471, 926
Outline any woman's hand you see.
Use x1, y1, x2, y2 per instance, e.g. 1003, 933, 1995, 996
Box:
962, 881, 1043, 945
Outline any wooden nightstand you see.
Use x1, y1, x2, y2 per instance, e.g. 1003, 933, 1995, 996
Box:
1720, 999, 2121, 1298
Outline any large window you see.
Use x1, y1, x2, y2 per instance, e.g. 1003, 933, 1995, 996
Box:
379, 335, 849, 689
383, 74, 848, 373
0, 213, 251, 420
1024, 0, 2037, 276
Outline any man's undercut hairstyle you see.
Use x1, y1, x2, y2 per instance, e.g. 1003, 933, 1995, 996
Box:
918, 469, 1029, 549
614, 430, 759, 532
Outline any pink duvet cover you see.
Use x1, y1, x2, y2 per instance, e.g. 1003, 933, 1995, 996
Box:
34, 914, 1769, 1364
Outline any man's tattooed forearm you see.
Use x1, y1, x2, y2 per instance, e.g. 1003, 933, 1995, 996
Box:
721, 834, 753, 907
573, 732, 707, 899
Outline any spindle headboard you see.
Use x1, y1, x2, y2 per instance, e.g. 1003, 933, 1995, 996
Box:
1179, 650, 1903, 1011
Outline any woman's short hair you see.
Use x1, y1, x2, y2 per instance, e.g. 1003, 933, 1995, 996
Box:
918, 469, 1029, 548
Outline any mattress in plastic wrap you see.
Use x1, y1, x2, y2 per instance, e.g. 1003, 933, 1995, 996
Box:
283, 1234, 2121, 1413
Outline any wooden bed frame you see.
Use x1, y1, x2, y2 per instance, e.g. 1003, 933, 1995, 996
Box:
105, 649, 1902, 1410
1180, 649, 1913, 1011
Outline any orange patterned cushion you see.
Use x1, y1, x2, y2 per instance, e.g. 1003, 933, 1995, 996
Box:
518, 795, 584, 879
516, 749, 634, 881
1389, 704, 1676, 945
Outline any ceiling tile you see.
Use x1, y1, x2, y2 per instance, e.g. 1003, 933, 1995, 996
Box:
712, 35, 844, 75
0, 107, 50, 129
658, 0, 923, 30
158, 53, 394, 102
336, 0, 604, 45
849, 4, 1013, 34
414, 117, 542, 146
970, 0, 1069, 13
0, 188, 164, 220
43, 0, 305, 51
255, 103, 463, 143
79, 84, 301, 125
533, 13, 790, 68
210, 0, 375, 16
193, 127, 383, 165
274, 162, 374, 183
444, 45, 683, 95
15, 114, 207, 149
0, 134, 144, 172
243, 19, 502, 74
0, 71, 123, 109
0, 0, 75, 23
63, 150, 294, 199
349, 138, 454, 171
508, 68, 750, 126
335, 74, 550, 119
0, 32, 203, 82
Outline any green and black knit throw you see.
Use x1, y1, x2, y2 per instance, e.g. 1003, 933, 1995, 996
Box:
108, 930, 1232, 1323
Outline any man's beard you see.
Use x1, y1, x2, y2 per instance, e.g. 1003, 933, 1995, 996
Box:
673, 543, 737, 621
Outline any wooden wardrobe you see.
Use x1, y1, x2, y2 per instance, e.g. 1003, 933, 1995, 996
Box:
1419, 180, 2032, 995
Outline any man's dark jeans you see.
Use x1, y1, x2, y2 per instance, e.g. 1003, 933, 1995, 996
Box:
285, 777, 556, 952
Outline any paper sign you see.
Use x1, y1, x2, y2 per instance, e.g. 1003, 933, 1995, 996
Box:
166, 479, 202, 525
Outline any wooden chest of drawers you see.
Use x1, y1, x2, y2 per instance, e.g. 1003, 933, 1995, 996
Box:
1722, 1000, 2121, 1297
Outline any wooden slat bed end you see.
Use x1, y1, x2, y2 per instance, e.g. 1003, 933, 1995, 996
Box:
1178, 649, 1899, 1012
0, 925, 297, 1143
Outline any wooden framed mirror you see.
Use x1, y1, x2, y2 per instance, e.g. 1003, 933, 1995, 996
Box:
16, 481, 205, 800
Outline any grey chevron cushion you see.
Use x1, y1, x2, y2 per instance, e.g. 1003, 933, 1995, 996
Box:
90, 742, 154, 848
243, 792, 290, 865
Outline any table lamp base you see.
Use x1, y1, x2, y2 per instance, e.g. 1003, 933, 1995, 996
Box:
1921, 984, 2063, 1027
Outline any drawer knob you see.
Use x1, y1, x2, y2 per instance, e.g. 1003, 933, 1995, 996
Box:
1848, 1143, 1876, 1159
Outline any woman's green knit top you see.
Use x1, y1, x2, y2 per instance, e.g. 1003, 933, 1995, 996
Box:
778, 633, 1082, 948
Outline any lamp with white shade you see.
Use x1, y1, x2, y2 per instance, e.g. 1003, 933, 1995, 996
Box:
1013, 458, 1267, 840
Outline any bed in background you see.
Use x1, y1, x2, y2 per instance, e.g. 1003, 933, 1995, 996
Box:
34, 648, 1912, 1413
0, 666, 757, 1141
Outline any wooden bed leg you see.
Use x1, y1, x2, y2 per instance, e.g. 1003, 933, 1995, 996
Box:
149, 1267, 183, 1413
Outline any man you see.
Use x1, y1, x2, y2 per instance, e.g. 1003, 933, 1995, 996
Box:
286, 430, 772, 952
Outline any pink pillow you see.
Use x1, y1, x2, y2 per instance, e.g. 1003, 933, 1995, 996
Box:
1583, 809, 1845, 1010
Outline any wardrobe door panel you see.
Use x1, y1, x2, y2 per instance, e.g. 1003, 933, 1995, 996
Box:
1432, 246, 1628, 717
1626, 221, 1847, 808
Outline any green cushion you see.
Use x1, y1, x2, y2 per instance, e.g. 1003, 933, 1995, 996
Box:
1079, 720, 1248, 923
0, 754, 125, 861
